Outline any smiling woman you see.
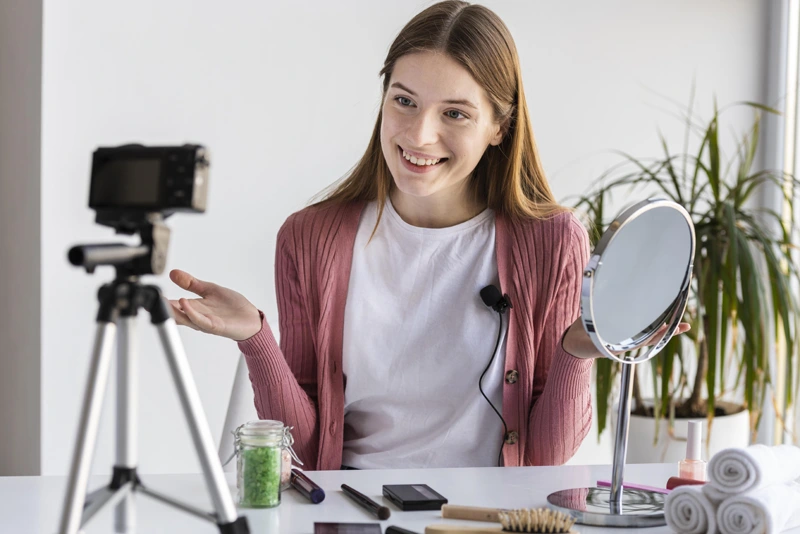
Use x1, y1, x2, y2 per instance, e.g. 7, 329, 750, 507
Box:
169, 0, 607, 471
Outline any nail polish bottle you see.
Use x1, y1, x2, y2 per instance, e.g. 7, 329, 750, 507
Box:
679, 421, 706, 481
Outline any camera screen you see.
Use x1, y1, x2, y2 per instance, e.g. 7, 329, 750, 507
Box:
90, 158, 161, 207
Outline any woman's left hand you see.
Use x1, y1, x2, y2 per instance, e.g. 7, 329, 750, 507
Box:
561, 316, 691, 360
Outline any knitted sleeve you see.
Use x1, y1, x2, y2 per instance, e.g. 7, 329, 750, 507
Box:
236, 214, 320, 467
526, 217, 594, 465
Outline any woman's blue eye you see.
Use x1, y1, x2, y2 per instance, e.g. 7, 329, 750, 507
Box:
394, 96, 466, 120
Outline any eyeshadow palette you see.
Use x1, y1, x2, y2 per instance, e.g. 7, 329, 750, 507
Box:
382, 484, 448, 511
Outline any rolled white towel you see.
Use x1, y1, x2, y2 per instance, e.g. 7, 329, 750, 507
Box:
716, 482, 800, 534
702, 484, 726, 506
665, 485, 718, 534
702, 483, 728, 504
708, 444, 800, 495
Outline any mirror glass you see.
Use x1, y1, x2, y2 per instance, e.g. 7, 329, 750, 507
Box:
586, 202, 694, 359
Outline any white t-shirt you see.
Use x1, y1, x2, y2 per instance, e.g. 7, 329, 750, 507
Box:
341, 198, 507, 469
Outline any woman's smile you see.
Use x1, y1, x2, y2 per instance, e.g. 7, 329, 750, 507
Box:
397, 145, 449, 174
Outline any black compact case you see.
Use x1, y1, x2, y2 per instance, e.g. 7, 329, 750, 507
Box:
382, 484, 448, 511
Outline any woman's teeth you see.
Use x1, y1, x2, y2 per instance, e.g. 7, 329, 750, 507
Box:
402, 149, 445, 166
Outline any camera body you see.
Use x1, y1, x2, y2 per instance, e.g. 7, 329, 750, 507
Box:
69, 143, 210, 276
89, 144, 209, 233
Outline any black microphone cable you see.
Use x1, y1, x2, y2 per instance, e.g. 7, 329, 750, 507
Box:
479, 285, 512, 467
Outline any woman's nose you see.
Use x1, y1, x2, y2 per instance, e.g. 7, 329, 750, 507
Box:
405, 111, 439, 147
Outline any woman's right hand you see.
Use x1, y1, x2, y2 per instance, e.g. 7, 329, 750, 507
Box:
167, 269, 263, 342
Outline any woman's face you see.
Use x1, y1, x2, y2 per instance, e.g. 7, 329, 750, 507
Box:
380, 51, 505, 202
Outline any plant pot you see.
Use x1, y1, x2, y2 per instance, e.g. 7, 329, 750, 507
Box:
610, 400, 750, 464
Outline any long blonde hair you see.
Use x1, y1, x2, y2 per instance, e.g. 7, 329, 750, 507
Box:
314, 0, 566, 224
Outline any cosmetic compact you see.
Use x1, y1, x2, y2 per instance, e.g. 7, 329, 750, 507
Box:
382, 484, 448, 511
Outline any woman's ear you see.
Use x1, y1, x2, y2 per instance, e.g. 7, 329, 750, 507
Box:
489, 119, 510, 146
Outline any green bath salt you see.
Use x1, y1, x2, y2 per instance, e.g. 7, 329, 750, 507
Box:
239, 445, 282, 508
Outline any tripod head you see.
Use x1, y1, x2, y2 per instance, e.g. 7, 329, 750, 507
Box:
67, 143, 209, 278
68, 213, 170, 277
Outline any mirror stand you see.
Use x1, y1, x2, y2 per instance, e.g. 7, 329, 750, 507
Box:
547, 363, 667, 528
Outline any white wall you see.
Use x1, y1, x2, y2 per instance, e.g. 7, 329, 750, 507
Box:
31, 0, 770, 475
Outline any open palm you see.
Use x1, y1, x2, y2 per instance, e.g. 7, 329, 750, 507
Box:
167, 269, 262, 342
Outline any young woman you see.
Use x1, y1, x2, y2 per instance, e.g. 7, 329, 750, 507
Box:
169, 1, 686, 471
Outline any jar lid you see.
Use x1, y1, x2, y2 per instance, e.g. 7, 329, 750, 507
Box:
224, 420, 304, 466
239, 420, 284, 437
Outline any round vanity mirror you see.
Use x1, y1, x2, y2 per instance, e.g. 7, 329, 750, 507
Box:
583, 199, 694, 363
548, 198, 695, 527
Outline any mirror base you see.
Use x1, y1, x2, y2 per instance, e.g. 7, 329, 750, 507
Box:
546, 487, 666, 528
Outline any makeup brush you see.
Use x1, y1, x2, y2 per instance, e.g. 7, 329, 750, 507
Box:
427, 508, 578, 533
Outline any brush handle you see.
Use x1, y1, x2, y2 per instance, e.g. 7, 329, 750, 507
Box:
425, 525, 503, 534
441, 504, 503, 522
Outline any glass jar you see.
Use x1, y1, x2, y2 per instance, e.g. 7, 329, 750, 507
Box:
234, 420, 297, 508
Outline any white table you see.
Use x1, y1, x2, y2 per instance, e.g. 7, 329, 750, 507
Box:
1, 463, 792, 534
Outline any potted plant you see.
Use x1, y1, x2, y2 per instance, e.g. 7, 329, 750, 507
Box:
573, 96, 800, 462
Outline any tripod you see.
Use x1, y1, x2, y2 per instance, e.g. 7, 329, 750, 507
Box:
57, 274, 249, 533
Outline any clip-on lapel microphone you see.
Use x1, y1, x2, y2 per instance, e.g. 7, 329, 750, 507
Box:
479, 285, 512, 466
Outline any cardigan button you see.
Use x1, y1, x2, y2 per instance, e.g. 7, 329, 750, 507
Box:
505, 370, 519, 384
504, 431, 519, 445
330, 422, 337, 436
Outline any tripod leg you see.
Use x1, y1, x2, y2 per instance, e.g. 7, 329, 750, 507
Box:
115, 316, 138, 533
156, 318, 240, 525
83, 482, 134, 525
58, 322, 117, 534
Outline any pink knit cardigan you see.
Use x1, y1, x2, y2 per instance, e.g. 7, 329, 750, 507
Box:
238, 200, 593, 470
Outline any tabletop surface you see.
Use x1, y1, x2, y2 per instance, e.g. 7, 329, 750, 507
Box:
2, 462, 793, 534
